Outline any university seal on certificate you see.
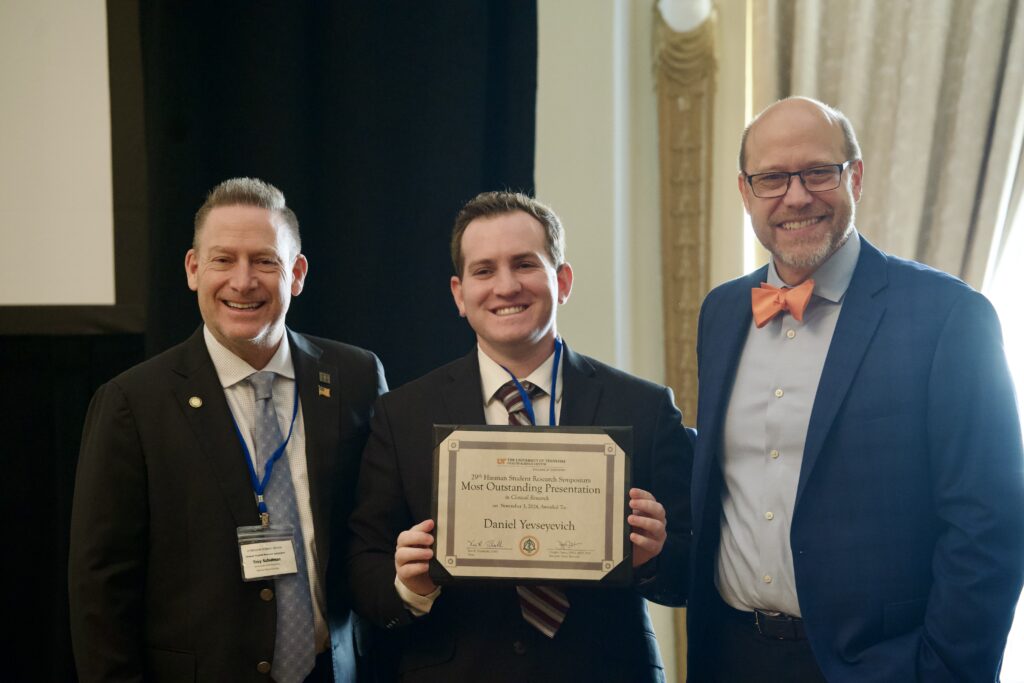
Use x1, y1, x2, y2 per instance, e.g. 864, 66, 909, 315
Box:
429, 425, 632, 585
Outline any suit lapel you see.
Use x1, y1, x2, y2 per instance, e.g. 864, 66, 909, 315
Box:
691, 270, 761, 531
795, 240, 888, 506
697, 272, 762, 453
173, 328, 260, 528
289, 330, 336, 580
558, 344, 600, 426
441, 350, 488, 424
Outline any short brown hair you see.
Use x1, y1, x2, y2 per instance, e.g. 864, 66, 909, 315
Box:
192, 177, 301, 255
451, 191, 564, 276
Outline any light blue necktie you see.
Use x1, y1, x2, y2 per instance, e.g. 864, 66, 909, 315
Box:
249, 371, 315, 683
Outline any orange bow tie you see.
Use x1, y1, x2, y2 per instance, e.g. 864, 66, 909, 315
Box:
751, 279, 815, 328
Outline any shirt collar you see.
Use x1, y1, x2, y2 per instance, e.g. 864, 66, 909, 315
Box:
767, 228, 861, 303
203, 326, 296, 389
477, 344, 563, 405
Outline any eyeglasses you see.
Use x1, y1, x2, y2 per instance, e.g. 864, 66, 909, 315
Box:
745, 161, 854, 198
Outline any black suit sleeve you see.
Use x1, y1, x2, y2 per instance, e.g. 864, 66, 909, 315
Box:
347, 394, 419, 631
634, 387, 693, 607
68, 381, 148, 683
368, 351, 388, 399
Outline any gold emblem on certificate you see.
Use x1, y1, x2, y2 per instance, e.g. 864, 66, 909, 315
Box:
430, 425, 632, 585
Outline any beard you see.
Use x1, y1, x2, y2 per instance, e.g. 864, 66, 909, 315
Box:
771, 201, 855, 273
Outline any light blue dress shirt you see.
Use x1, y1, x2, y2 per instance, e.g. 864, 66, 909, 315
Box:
716, 231, 861, 616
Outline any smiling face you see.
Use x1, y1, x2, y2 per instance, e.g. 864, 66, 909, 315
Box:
450, 210, 573, 375
739, 99, 863, 285
185, 204, 307, 369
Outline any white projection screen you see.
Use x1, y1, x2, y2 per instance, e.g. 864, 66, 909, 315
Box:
0, 0, 146, 334
0, 1, 115, 306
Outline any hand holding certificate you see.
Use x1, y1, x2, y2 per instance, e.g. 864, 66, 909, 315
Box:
395, 519, 439, 597
627, 488, 668, 567
429, 425, 633, 585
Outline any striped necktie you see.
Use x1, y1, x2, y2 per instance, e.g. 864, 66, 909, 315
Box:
495, 380, 570, 638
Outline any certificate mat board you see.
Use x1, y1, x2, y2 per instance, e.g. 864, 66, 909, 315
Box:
430, 425, 632, 586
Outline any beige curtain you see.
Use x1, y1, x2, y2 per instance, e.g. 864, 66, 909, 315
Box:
654, 10, 716, 430
653, 7, 717, 682
987, 110, 1024, 282
752, 0, 1024, 287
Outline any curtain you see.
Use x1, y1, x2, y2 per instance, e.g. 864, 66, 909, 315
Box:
653, 3, 717, 680
654, 6, 715, 441
752, 0, 1024, 287
140, 0, 537, 386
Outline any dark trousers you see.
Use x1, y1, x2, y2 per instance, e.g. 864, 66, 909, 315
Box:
705, 591, 828, 683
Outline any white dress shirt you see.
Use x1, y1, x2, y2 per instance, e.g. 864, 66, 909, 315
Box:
203, 327, 328, 650
477, 344, 564, 427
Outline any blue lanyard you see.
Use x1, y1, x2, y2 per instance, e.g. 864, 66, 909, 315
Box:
499, 337, 562, 427
231, 380, 300, 527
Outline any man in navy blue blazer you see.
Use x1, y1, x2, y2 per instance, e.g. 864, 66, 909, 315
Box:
687, 96, 1024, 682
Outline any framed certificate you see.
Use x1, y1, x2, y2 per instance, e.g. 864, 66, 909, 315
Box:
429, 425, 632, 586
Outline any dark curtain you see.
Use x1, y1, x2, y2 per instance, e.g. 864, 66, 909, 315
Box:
142, 0, 537, 384
7, 2, 536, 680
4, 335, 146, 683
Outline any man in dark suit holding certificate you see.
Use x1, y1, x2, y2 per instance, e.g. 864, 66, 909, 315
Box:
69, 178, 386, 682
347, 191, 693, 682
687, 97, 1024, 682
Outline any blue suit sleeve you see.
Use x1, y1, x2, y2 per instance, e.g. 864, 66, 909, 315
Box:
918, 290, 1024, 680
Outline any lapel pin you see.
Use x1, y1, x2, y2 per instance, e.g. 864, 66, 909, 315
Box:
318, 386, 331, 398
319, 371, 331, 385
188, 396, 203, 408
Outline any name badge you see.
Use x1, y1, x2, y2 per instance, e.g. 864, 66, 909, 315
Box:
237, 525, 299, 581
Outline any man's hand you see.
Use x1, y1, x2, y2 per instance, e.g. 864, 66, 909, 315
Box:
628, 488, 667, 568
395, 519, 438, 596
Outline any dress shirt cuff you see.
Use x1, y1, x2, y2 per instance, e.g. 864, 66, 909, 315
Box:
394, 575, 441, 616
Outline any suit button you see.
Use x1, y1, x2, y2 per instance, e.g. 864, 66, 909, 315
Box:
257, 660, 271, 674
260, 588, 274, 601
512, 640, 527, 655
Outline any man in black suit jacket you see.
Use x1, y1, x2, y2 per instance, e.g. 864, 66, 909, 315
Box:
347, 191, 693, 682
69, 178, 386, 682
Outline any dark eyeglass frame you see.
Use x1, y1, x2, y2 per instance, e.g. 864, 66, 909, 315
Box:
744, 160, 854, 198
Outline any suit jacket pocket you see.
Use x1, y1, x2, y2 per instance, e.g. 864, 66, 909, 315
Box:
883, 597, 927, 637
145, 647, 195, 682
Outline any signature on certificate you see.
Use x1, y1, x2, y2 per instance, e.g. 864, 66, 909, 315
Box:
556, 540, 584, 550
467, 538, 504, 549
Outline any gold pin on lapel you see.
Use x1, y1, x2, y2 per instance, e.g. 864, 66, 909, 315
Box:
318, 386, 331, 398
188, 396, 203, 408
